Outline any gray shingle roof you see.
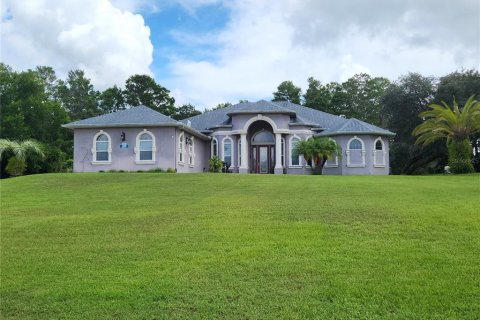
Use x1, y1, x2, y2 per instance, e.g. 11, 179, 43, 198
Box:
184, 100, 395, 136
63, 105, 179, 128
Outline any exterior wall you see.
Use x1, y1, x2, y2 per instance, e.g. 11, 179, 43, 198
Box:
73, 127, 209, 173
175, 129, 209, 173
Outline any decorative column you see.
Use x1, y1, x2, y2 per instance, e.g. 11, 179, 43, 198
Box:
274, 133, 283, 174
239, 133, 249, 174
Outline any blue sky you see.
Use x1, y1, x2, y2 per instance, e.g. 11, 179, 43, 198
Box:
2, 0, 479, 109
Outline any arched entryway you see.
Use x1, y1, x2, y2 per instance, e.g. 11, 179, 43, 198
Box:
248, 121, 275, 174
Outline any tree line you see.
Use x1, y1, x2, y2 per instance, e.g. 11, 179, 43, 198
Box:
1, 62, 479, 177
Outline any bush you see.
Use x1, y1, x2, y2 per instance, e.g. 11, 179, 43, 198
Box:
448, 139, 474, 173
166, 168, 176, 173
6, 157, 26, 177
147, 168, 163, 173
209, 156, 222, 172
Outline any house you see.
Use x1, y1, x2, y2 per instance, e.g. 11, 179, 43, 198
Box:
63, 100, 395, 174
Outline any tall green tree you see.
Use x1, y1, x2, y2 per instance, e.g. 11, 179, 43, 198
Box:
124, 74, 175, 115
172, 104, 201, 120
272, 80, 302, 104
413, 96, 480, 173
56, 70, 100, 121
381, 73, 440, 174
99, 85, 126, 113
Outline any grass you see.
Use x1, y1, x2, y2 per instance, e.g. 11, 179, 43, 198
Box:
1, 173, 479, 319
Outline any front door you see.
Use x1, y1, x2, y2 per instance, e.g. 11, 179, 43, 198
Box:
251, 145, 275, 173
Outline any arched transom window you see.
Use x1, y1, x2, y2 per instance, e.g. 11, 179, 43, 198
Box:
346, 136, 365, 167
92, 131, 112, 164
251, 131, 275, 145
135, 130, 156, 163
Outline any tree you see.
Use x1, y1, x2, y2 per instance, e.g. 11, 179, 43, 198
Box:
172, 104, 201, 120
56, 70, 100, 121
272, 81, 302, 104
293, 137, 341, 175
0, 139, 45, 177
124, 74, 175, 115
413, 96, 480, 173
99, 85, 126, 113
381, 73, 440, 174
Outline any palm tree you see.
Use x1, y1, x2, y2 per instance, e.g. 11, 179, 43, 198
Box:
293, 137, 341, 175
0, 139, 45, 177
413, 95, 480, 173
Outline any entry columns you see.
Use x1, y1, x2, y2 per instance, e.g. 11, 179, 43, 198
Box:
239, 134, 249, 174
274, 133, 283, 174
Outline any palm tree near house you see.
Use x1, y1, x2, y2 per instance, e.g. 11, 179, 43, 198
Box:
0, 139, 45, 177
413, 95, 480, 173
293, 137, 341, 175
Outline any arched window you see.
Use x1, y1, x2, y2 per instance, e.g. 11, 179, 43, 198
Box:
346, 136, 365, 167
289, 136, 301, 167
222, 137, 233, 166
325, 139, 339, 167
211, 138, 218, 157
188, 136, 195, 166
135, 130, 156, 163
178, 132, 185, 164
373, 137, 386, 167
251, 131, 275, 144
281, 137, 285, 167
92, 130, 112, 164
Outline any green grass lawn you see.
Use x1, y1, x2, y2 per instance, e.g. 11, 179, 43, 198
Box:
1, 173, 479, 319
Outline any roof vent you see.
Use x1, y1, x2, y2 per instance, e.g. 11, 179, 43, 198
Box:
339, 115, 346, 118
187, 120, 192, 127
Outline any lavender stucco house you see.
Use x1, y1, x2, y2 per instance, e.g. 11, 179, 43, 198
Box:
63, 100, 395, 174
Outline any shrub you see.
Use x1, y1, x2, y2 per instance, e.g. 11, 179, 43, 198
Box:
209, 156, 223, 173
147, 168, 163, 173
6, 157, 26, 177
166, 168, 176, 173
448, 139, 474, 173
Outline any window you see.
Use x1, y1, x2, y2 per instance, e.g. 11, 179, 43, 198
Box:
222, 137, 233, 166
211, 138, 218, 157
346, 136, 365, 167
289, 136, 301, 167
238, 138, 242, 167
178, 133, 184, 164
325, 139, 338, 167
92, 131, 111, 164
188, 137, 195, 166
281, 137, 285, 167
373, 137, 386, 167
135, 130, 156, 163
252, 131, 275, 144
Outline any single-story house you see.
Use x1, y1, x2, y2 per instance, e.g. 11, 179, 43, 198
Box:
63, 100, 395, 174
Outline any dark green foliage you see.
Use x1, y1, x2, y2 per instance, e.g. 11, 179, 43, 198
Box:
272, 80, 302, 104
124, 74, 175, 115
448, 139, 474, 173
5, 156, 25, 177
209, 156, 223, 172
99, 85, 126, 113
172, 104, 201, 120
293, 137, 341, 175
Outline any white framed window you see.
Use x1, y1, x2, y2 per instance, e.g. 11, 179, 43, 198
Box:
222, 136, 233, 167
135, 130, 156, 164
211, 138, 218, 157
281, 137, 285, 167
289, 136, 301, 167
178, 132, 185, 164
238, 138, 242, 167
91, 130, 112, 164
188, 136, 195, 166
325, 138, 339, 168
373, 137, 386, 167
346, 136, 366, 167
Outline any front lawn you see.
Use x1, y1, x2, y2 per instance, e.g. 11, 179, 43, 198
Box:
1, 173, 479, 319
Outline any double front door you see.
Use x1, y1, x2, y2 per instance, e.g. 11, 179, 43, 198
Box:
251, 145, 274, 174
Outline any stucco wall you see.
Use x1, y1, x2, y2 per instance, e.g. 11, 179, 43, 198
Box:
73, 127, 209, 173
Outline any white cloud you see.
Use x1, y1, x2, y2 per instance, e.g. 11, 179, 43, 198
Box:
165, 0, 480, 109
1, 0, 153, 89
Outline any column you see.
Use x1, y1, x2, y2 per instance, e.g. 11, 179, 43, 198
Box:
274, 133, 283, 174
239, 134, 249, 174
